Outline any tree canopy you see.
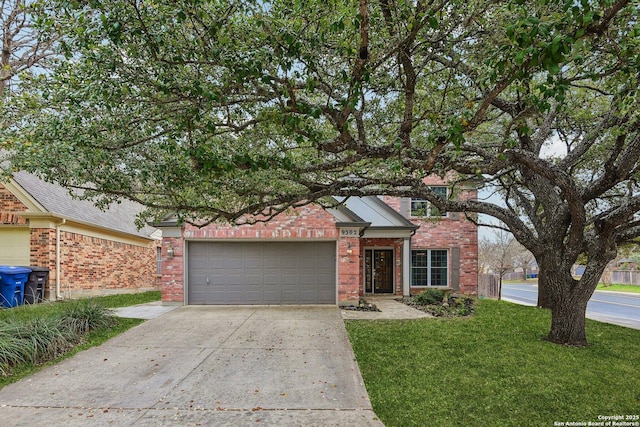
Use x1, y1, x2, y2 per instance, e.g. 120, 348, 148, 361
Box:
1, 0, 57, 97
1, 0, 639, 345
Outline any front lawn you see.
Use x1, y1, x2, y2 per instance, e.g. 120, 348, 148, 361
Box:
0, 291, 161, 389
346, 300, 640, 427
596, 283, 640, 293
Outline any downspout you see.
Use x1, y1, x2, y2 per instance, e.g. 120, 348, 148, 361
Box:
55, 218, 66, 300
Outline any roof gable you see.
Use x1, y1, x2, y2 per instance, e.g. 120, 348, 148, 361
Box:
331, 196, 417, 230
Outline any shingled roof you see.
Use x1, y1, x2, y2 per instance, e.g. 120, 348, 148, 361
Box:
10, 171, 157, 239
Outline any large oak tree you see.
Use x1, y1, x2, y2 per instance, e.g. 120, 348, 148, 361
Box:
2, 0, 639, 346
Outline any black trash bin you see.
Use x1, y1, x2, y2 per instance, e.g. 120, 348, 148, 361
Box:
22, 266, 50, 304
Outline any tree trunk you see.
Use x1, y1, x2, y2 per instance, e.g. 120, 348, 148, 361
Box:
541, 258, 605, 346
536, 268, 554, 308
546, 297, 589, 346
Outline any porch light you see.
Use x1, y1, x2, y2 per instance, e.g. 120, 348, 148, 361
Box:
167, 245, 175, 258
346, 243, 353, 255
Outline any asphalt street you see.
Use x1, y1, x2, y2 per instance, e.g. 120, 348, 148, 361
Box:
502, 283, 640, 330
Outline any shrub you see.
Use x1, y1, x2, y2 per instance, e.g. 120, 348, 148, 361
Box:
0, 301, 116, 376
447, 295, 475, 316
0, 322, 32, 374
0, 318, 74, 376
412, 289, 445, 305
60, 301, 116, 336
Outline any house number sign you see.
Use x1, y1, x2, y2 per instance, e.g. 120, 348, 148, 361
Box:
339, 228, 360, 237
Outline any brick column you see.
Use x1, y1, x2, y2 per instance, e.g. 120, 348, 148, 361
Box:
337, 236, 361, 306
162, 237, 184, 304
29, 228, 57, 299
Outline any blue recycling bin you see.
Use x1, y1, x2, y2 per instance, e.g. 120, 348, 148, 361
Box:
0, 266, 31, 308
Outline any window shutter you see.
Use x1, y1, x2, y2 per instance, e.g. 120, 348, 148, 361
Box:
400, 197, 410, 218
451, 247, 460, 291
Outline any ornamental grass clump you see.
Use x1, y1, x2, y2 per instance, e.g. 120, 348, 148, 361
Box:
0, 300, 115, 376
0, 318, 73, 376
60, 300, 116, 336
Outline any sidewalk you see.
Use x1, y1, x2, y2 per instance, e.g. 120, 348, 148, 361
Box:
111, 300, 179, 319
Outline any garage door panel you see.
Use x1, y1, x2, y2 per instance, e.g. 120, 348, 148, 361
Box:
298, 258, 319, 269
245, 292, 264, 304
298, 292, 319, 304
244, 273, 262, 285
281, 274, 298, 285
188, 242, 336, 305
318, 289, 334, 300
190, 259, 209, 269
316, 273, 335, 283
209, 289, 228, 302
225, 258, 244, 269
262, 291, 280, 304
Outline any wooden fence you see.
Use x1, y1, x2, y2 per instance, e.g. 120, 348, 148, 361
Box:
609, 270, 640, 286
478, 274, 500, 299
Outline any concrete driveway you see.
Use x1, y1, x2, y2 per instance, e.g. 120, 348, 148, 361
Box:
0, 306, 383, 426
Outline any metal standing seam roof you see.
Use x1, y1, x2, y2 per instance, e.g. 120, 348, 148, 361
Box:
11, 171, 157, 239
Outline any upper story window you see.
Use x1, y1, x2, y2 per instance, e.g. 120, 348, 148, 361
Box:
410, 187, 448, 217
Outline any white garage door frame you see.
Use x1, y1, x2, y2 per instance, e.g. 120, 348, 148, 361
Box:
184, 239, 339, 305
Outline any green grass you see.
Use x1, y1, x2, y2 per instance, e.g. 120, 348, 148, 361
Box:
0, 291, 160, 389
502, 279, 640, 293
0, 291, 161, 323
86, 290, 162, 308
596, 283, 640, 293
346, 300, 640, 427
502, 279, 538, 284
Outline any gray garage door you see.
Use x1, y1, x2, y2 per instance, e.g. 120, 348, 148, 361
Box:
187, 241, 336, 305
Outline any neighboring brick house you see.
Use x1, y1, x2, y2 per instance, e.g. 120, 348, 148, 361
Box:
156, 177, 478, 306
0, 172, 161, 300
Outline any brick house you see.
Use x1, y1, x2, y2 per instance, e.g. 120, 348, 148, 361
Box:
0, 172, 161, 300
156, 176, 478, 306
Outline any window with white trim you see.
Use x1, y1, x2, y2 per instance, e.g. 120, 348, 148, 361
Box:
410, 187, 447, 217
411, 249, 448, 287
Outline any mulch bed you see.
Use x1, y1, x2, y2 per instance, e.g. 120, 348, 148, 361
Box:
398, 295, 475, 317
340, 300, 381, 312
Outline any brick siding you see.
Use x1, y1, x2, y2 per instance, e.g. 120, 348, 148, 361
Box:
161, 237, 184, 303
182, 204, 339, 240
338, 236, 361, 304
2, 184, 160, 298
382, 186, 479, 296
409, 219, 478, 295
0, 185, 29, 225
56, 231, 159, 297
